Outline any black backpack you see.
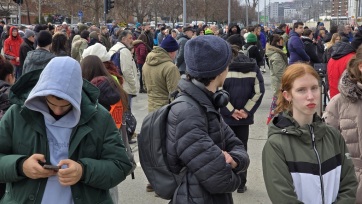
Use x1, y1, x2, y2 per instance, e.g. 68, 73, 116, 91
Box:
138, 95, 206, 200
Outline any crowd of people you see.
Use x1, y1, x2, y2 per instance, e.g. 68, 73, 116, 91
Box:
0, 18, 361, 203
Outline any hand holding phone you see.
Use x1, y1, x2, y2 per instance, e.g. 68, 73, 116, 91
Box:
43, 164, 61, 171
22, 154, 57, 179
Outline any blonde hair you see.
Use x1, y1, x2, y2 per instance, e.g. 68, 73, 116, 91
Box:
275, 63, 320, 114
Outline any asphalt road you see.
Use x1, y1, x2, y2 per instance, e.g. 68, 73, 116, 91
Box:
117, 69, 273, 204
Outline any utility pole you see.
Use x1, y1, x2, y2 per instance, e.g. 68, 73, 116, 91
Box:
257, 0, 259, 24
38, 0, 40, 25
264, 0, 266, 26
183, 0, 186, 26
228, 0, 230, 26
246, 0, 249, 27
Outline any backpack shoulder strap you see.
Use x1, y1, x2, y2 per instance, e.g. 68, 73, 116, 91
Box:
116, 47, 126, 53
171, 94, 208, 129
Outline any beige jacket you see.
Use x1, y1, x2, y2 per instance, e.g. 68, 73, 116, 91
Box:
142, 46, 180, 112
109, 42, 139, 95
71, 36, 88, 62
323, 70, 362, 203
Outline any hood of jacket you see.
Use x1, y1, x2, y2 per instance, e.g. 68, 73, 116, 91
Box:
265, 44, 286, 58
274, 28, 285, 35
338, 70, 362, 103
229, 51, 258, 73
179, 34, 190, 40
268, 111, 327, 144
8, 26, 22, 42
132, 39, 144, 46
331, 42, 355, 60
289, 31, 300, 38
90, 76, 120, 110
22, 57, 83, 127
26, 48, 56, 66
72, 35, 81, 45
301, 37, 313, 44
228, 23, 241, 35
145, 46, 172, 66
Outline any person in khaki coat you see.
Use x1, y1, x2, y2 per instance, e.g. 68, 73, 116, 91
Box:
323, 45, 362, 204
142, 35, 180, 113
71, 30, 89, 62
265, 34, 288, 124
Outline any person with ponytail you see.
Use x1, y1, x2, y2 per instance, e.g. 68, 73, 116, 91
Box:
265, 34, 288, 124
324, 45, 362, 203
262, 63, 357, 203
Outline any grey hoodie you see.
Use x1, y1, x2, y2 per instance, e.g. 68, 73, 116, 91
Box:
24, 56, 82, 204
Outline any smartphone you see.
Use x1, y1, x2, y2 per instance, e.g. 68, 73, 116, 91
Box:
43, 164, 60, 171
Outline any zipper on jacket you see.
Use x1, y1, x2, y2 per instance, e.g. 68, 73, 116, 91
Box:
308, 125, 325, 204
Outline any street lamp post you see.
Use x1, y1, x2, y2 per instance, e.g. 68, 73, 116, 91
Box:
228, 0, 230, 26
264, 0, 266, 26
246, 0, 249, 27
183, 0, 186, 26
39, 0, 40, 24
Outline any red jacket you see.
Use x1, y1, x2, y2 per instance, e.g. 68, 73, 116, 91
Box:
134, 41, 148, 65
4, 26, 23, 66
327, 52, 355, 98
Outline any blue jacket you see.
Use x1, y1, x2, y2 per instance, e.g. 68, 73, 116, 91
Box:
220, 52, 265, 126
288, 31, 310, 64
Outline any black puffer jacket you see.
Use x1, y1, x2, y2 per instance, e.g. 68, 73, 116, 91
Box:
166, 78, 249, 204
301, 37, 321, 65
331, 42, 356, 60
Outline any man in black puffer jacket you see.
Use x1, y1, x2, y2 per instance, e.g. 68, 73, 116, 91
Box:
166, 35, 250, 204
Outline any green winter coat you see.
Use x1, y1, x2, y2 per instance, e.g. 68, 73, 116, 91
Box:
0, 69, 132, 204
263, 112, 357, 204
265, 44, 288, 97
142, 46, 180, 112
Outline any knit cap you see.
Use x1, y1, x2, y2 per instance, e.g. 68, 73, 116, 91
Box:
227, 34, 245, 49
246, 33, 257, 43
24, 29, 35, 39
82, 43, 111, 62
204, 28, 214, 35
37, 30, 53, 47
185, 35, 232, 78
160, 35, 179, 52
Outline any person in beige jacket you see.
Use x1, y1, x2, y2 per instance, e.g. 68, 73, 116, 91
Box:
142, 35, 180, 113
108, 30, 139, 106
71, 30, 89, 62
323, 45, 362, 203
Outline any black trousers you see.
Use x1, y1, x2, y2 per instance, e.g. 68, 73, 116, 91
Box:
230, 125, 249, 188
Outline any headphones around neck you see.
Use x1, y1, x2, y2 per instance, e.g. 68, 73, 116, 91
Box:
191, 79, 230, 108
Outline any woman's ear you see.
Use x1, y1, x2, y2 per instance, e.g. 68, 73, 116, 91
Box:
282, 91, 292, 103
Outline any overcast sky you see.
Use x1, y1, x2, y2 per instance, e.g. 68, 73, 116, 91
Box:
257, 0, 292, 10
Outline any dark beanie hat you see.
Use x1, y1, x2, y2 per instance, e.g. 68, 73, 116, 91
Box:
160, 35, 179, 52
185, 35, 232, 78
227, 34, 245, 49
37, 30, 53, 47
246, 33, 257, 43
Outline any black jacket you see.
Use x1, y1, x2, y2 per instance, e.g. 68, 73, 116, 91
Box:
19, 38, 35, 68
0, 80, 11, 120
244, 43, 263, 67
351, 29, 362, 50
166, 79, 249, 204
331, 42, 356, 60
301, 37, 321, 65
90, 76, 121, 111
221, 53, 265, 126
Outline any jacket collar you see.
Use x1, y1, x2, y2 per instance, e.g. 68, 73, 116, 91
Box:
177, 78, 220, 117
269, 111, 327, 144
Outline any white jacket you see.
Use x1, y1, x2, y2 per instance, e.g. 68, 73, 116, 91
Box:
108, 42, 139, 95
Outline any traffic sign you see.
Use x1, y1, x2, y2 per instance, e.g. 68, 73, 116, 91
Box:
78, 11, 83, 17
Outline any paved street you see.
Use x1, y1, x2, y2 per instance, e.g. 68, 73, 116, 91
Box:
118, 69, 273, 204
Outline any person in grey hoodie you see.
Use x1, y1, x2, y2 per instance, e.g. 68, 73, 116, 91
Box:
0, 56, 132, 203
22, 30, 55, 74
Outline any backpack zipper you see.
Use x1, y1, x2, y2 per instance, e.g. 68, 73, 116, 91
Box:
308, 125, 325, 204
